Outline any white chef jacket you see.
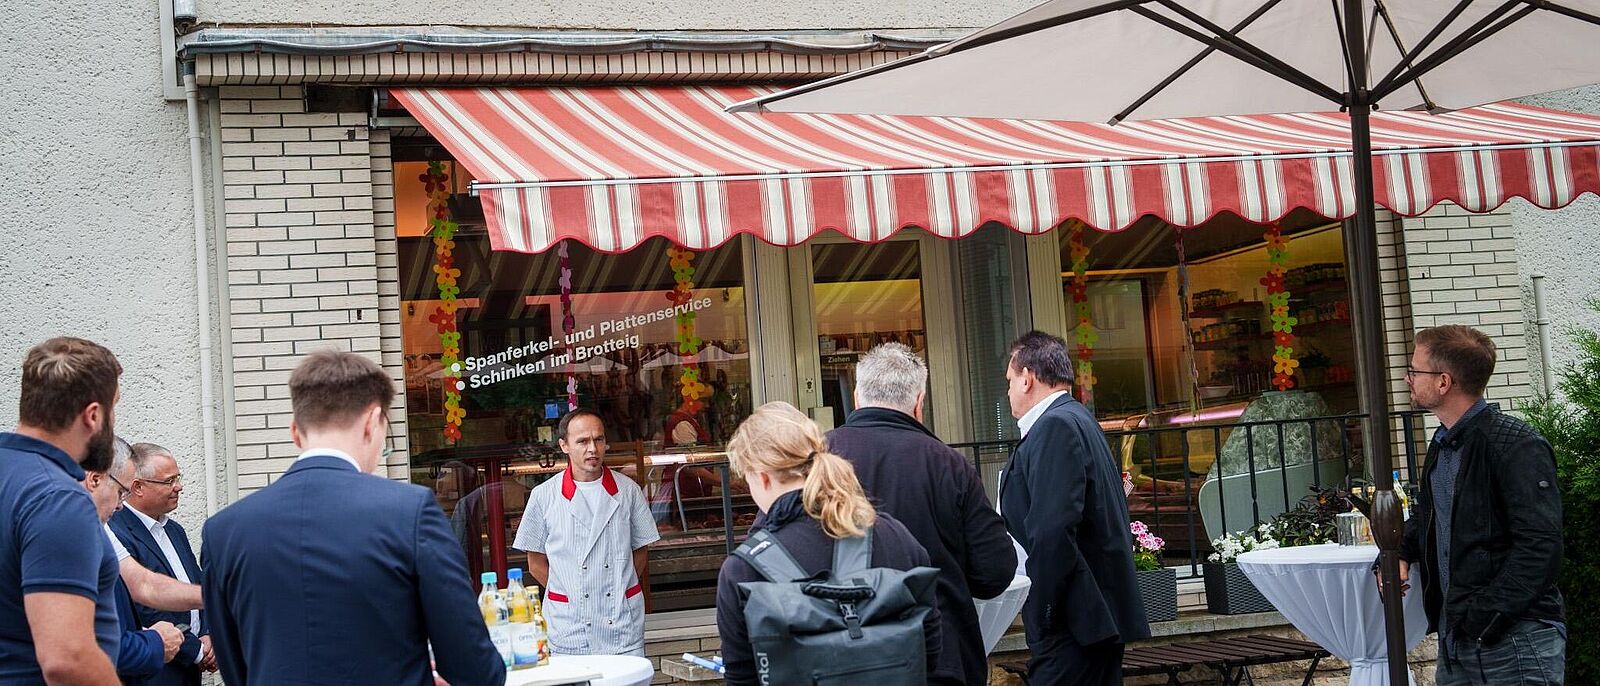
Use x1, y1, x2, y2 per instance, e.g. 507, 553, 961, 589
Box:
513, 467, 660, 656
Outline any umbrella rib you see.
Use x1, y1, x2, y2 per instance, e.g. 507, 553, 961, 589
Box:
1131, 4, 1344, 105
1110, 0, 1286, 125
1370, 0, 1438, 111
1330, 0, 1357, 101
1533, 0, 1600, 27
1371, 3, 1537, 103
1370, 0, 1476, 95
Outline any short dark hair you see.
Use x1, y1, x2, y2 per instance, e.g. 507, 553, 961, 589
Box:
19, 337, 122, 432
1007, 330, 1075, 387
1415, 325, 1497, 396
556, 408, 605, 442
288, 350, 395, 432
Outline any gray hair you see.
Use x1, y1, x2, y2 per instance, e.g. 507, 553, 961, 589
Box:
854, 343, 928, 413
129, 442, 175, 479
108, 436, 135, 480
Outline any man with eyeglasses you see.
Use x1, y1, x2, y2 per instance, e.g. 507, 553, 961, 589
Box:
95, 437, 186, 684
109, 443, 212, 685
1391, 325, 1566, 685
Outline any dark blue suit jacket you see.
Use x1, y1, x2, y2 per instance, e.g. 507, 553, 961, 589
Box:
115, 576, 164, 684
201, 455, 505, 686
109, 508, 204, 686
1000, 393, 1151, 647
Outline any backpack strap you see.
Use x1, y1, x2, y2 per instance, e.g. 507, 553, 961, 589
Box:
831, 526, 873, 578
733, 529, 810, 582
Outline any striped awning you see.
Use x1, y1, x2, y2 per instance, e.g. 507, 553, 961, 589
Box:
392, 86, 1600, 254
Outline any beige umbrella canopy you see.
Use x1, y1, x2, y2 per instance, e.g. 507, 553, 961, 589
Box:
735, 1, 1600, 682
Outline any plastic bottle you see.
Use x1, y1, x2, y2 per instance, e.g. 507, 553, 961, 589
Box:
505, 569, 548, 669
479, 572, 512, 668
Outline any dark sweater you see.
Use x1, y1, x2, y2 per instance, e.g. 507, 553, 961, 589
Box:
828, 407, 1017, 685
715, 492, 941, 686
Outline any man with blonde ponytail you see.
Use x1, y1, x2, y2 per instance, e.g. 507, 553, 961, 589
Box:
828, 343, 1016, 685
715, 402, 941, 686
1000, 331, 1148, 686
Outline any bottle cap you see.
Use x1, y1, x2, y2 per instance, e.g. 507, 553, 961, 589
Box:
481, 572, 497, 584
508, 568, 523, 580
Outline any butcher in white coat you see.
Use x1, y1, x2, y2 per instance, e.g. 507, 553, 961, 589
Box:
514, 409, 660, 656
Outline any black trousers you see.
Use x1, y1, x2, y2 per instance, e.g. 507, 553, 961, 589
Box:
1026, 632, 1124, 686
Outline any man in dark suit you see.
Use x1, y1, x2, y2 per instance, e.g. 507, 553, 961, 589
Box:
999, 331, 1148, 685
201, 350, 505, 686
826, 343, 1017, 685
110, 443, 210, 685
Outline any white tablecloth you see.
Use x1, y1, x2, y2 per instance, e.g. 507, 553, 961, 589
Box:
505, 655, 654, 686
1237, 544, 1427, 686
974, 574, 1032, 655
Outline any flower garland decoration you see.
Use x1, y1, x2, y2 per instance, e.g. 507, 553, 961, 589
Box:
666, 246, 711, 415
1066, 223, 1098, 408
558, 241, 578, 410
1260, 224, 1299, 391
423, 162, 464, 444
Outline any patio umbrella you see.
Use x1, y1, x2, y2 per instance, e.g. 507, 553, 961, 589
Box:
733, 1, 1600, 681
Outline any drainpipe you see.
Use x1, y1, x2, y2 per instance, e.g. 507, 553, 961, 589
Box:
184, 63, 220, 516
1532, 272, 1554, 395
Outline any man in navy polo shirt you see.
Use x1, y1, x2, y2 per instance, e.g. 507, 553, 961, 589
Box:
0, 337, 123, 684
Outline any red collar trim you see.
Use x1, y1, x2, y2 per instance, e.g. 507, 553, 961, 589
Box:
560, 465, 619, 500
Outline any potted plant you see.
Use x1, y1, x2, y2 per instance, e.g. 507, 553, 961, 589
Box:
1204, 524, 1278, 614
1131, 521, 1176, 622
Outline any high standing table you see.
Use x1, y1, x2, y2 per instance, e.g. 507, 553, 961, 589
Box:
504, 655, 654, 686
1237, 544, 1427, 686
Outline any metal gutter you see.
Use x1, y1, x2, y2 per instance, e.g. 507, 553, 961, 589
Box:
178, 26, 962, 57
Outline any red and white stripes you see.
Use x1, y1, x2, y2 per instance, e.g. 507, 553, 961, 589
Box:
391, 87, 1600, 254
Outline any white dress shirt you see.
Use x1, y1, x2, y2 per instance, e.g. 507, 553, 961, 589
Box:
1017, 390, 1069, 438
127, 505, 202, 636
103, 523, 130, 561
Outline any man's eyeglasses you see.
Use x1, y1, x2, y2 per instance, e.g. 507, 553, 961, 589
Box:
1404, 367, 1448, 381
139, 474, 183, 488
106, 473, 131, 503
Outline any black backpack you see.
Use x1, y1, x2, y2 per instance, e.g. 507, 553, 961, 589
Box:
733, 526, 940, 685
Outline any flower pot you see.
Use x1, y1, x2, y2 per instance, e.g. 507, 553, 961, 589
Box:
1135, 567, 1178, 623
1203, 562, 1273, 614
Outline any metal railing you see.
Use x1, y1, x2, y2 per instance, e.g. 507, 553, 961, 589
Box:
948, 409, 1434, 578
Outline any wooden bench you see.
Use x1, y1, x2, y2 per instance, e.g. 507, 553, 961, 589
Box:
996, 634, 1329, 685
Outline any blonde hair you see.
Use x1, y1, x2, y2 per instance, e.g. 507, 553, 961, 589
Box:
727, 402, 876, 539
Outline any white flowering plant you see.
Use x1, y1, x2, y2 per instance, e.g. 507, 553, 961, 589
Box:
1130, 521, 1165, 572
1207, 523, 1282, 564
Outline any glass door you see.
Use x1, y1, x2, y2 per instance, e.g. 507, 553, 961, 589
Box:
788, 231, 964, 437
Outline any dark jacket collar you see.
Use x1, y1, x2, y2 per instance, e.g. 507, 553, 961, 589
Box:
1432, 399, 1493, 448
0, 432, 86, 480
842, 407, 937, 439
283, 454, 361, 477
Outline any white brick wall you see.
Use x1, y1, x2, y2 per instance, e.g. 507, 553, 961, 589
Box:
220, 85, 386, 493
1398, 204, 1532, 437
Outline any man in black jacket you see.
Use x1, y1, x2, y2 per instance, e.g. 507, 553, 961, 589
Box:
1396, 325, 1565, 685
826, 343, 1017, 686
1000, 331, 1147, 686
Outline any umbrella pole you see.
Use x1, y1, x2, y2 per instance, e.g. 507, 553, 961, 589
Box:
1343, 0, 1409, 679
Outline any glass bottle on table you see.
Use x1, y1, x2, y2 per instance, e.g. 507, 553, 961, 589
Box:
505, 568, 548, 669
479, 572, 512, 668
528, 583, 552, 665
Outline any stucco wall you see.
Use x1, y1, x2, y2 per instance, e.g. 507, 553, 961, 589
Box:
1, 2, 214, 529
196, 0, 1033, 30
1513, 85, 1600, 398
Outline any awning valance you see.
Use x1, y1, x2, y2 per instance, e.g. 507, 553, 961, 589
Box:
391, 86, 1600, 254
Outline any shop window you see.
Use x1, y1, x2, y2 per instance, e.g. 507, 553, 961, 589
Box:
395, 158, 756, 613
1057, 209, 1356, 430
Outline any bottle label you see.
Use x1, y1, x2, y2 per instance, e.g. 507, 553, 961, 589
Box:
509, 623, 544, 667
490, 625, 513, 666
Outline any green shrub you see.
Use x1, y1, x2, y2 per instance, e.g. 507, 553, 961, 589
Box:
1521, 298, 1600, 683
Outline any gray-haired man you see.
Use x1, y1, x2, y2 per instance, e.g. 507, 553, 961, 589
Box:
825, 343, 1016, 685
